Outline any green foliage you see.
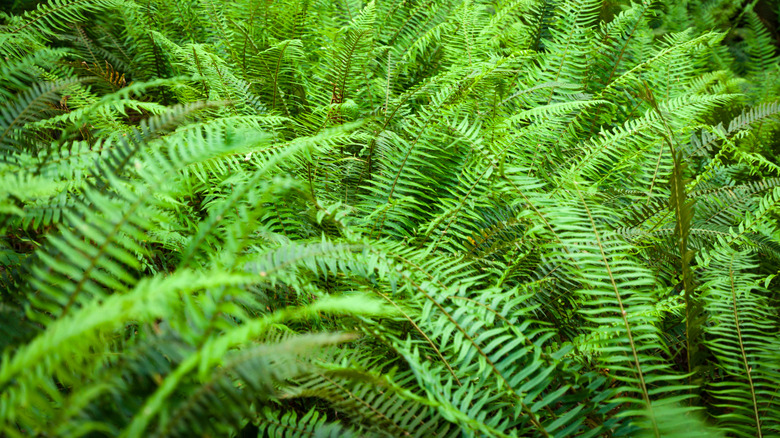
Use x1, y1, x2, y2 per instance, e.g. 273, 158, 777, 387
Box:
1, 0, 779, 436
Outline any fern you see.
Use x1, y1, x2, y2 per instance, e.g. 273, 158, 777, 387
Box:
1, 0, 779, 436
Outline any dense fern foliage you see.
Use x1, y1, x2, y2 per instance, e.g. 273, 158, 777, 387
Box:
2, 0, 780, 436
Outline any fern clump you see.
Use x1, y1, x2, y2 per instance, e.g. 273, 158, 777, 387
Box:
1, 0, 779, 436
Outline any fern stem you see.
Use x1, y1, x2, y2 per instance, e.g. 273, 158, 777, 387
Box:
573, 181, 659, 437
641, 81, 699, 382
394, 269, 552, 436
375, 290, 462, 386
304, 368, 414, 436
727, 254, 763, 438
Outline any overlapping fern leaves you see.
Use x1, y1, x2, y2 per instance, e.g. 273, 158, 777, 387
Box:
1, 0, 779, 436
